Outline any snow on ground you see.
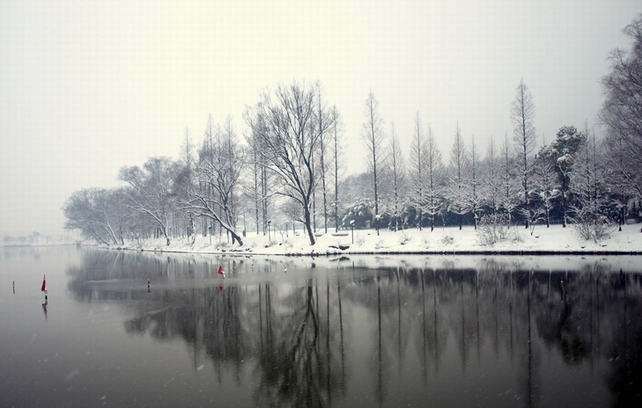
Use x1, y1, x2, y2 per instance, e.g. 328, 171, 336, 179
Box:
113, 222, 642, 257
83, 222, 642, 273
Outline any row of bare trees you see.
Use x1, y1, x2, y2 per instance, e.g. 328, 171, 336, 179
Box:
63, 14, 642, 246
64, 82, 343, 247
60, 87, 626, 248
357, 15, 642, 235
355, 86, 617, 235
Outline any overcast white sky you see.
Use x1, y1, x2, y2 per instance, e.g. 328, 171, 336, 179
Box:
1, 0, 640, 236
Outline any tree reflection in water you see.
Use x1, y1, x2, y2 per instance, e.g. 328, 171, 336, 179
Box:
67, 250, 642, 407
251, 280, 344, 407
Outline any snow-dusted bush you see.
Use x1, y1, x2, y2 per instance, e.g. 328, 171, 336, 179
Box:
476, 214, 519, 246
440, 234, 454, 246
572, 211, 616, 243
280, 237, 292, 248
397, 232, 411, 245
341, 203, 373, 229
217, 240, 232, 250
263, 240, 279, 248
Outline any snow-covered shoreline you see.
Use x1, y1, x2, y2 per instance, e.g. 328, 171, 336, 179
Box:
90, 223, 642, 257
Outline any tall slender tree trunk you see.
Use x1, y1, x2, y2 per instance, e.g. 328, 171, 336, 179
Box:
254, 153, 260, 235
333, 107, 340, 233
261, 164, 268, 235
304, 203, 316, 245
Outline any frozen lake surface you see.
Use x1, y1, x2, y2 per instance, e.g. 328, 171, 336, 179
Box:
1, 246, 641, 407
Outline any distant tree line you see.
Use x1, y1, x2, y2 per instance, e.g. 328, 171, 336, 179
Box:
2, 231, 41, 246
64, 15, 642, 246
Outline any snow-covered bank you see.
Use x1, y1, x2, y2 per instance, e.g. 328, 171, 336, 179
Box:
94, 222, 642, 257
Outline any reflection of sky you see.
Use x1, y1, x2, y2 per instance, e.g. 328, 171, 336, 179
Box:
0, 247, 253, 406
4, 247, 641, 407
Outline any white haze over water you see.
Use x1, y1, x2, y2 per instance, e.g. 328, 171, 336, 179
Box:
1, 0, 640, 236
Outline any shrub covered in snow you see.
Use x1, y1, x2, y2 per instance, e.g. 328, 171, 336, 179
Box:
572, 210, 616, 243
440, 234, 454, 246
341, 203, 373, 229
476, 214, 520, 246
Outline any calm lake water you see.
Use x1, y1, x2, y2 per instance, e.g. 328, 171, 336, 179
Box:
1, 246, 641, 407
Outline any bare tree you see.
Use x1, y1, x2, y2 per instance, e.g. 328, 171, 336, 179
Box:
511, 79, 537, 228
575, 124, 602, 214
175, 128, 196, 243
245, 113, 273, 236
63, 188, 130, 246
201, 114, 215, 237
315, 83, 331, 233
500, 133, 520, 224
63, 189, 110, 244
424, 124, 443, 232
245, 81, 334, 245
469, 136, 481, 229
361, 91, 386, 219
531, 136, 557, 228
119, 157, 178, 246
191, 117, 245, 245
409, 113, 426, 230
389, 122, 406, 231
447, 123, 469, 230
331, 106, 344, 232
480, 138, 500, 218
600, 14, 642, 206
572, 124, 613, 234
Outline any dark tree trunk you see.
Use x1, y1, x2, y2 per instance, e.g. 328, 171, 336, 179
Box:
304, 204, 316, 245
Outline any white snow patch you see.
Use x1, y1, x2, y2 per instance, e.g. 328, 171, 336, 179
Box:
94, 223, 642, 263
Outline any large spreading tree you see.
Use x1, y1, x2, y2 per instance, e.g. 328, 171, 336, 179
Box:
118, 157, 178, 246
600, 14, 642, 204
244, 81, 335, 245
